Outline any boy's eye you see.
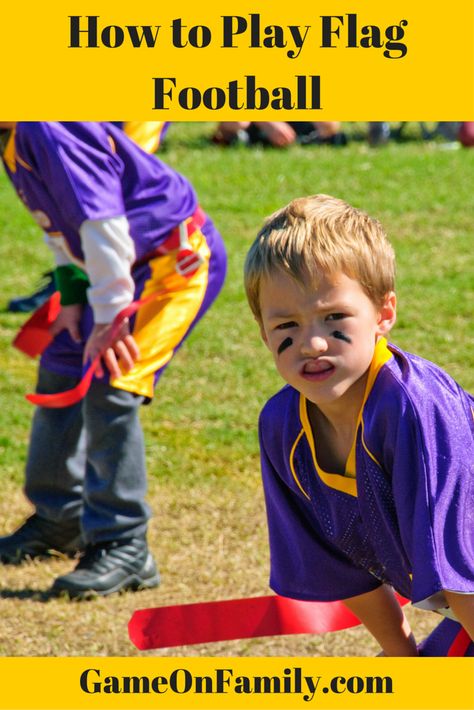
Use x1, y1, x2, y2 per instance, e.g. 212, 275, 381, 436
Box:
326, 313, 346, 321
275, 321, 297, 330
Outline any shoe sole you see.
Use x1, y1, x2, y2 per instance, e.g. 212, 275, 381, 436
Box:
51, 572, 160, 600
0, 548, 81, 565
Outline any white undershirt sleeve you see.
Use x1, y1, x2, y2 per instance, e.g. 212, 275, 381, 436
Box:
79, 216, 136, 324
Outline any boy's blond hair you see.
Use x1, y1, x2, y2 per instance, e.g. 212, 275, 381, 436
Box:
244, 194, 395, 321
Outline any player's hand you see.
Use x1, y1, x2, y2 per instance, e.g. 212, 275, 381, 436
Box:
84, 319, 140, 379
255, 122, 296, 147
50, 304, 83, 343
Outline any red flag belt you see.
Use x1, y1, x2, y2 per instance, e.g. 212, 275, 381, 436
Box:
132, 206, 205, 268
128, 594, 409, 651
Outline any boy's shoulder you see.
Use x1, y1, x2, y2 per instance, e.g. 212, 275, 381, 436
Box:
375, 342, 471, 410
15, 122, 75, 146
364, 342, 473, 451
260, 384, 298, 421
16, 122, 107, 150
259, 385, 309, 476
14, 122, 48, 153
16, 122, 45, 137
259, 385, 302, 447
14, 122, 71, 162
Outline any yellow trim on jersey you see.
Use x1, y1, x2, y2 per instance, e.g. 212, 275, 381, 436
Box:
122, 122, 166, 154
289, 428, 310, 500
3, 128, 17, 172
111, 226, 211, 398
300, 396, 358, 497
352, 336, 392, 472
361, 336, 393, 401
360, 417, 384, 469
299, 337, 393, 497
3, 128, 34, 173
16, 154, 33, 171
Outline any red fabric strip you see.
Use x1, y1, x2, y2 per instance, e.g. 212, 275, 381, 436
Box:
447, 627, 472, 657
12, 292, 61, 358
128, 594, 407, 651
132, 206, 206, 267
26, 359, 98, 408
25, 291, 164, 408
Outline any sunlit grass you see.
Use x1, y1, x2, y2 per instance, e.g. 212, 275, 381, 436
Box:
0, 122, 472, 655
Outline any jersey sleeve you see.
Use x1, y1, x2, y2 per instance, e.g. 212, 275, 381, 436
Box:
380, 373, 474, 607
17, 122, 126, 229
259, 411, 382, 602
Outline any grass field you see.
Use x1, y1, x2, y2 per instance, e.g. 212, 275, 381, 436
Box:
0, 123, 472, 656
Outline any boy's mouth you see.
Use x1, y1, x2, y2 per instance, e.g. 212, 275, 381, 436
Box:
301, 360, 335, 381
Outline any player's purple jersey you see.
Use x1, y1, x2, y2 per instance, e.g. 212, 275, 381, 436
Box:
2, 122, 196, 264
259, 337, 474, 609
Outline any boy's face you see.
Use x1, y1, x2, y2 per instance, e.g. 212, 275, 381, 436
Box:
258, 269, 396, 415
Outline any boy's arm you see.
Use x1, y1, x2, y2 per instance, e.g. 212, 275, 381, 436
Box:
444, 591, 474, 641
375, 372, 474, 616
343, 585, 418, 656
80, 216, 139, 378
80, 216, 135, 324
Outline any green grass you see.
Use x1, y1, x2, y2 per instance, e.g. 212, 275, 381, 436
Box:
0, 123, 472, 655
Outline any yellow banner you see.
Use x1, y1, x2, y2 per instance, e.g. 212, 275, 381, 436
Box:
0, 657, 472, 709
1, 0, 473, 119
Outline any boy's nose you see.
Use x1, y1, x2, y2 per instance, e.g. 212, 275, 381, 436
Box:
301, 334, 328, 356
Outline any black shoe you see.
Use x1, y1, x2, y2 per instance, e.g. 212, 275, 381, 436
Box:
7, 271, 56, 313
51, 538, 160, 599
0, 514, 83, 564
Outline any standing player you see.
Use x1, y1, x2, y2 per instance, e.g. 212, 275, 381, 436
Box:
0, 121, 226, 598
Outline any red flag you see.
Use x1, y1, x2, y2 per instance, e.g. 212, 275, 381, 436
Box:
128, 594, 393, 650
12, 292, 61, 358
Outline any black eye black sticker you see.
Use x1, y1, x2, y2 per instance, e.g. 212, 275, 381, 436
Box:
277, 337, 293, 355
331, 330, 352, 344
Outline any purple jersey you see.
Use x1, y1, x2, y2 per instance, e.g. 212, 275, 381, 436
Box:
2, 122, 196, 264
259, 337, 474, 610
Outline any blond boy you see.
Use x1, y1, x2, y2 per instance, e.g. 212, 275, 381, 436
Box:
245, 194, 474, 655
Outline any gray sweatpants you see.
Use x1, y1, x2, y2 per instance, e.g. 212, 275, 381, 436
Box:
25, 367, 149, 545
